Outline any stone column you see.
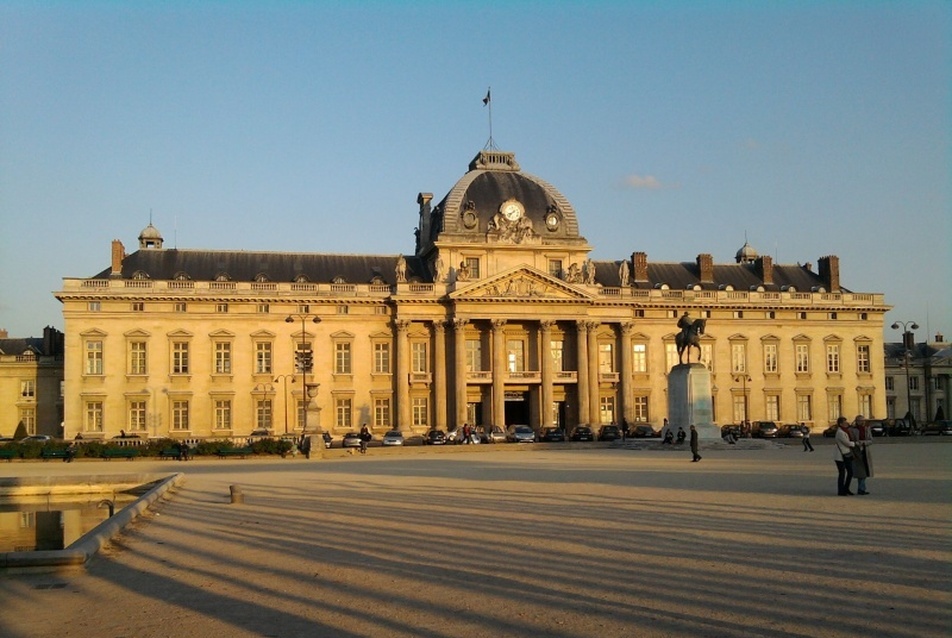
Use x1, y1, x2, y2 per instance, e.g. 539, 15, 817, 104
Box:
492, 319, 507, 428
576, 320, 590, 426
433, 321, 447, 430
396, 320, 411, 429
587, 321, 600, 425
620, 322, 634, 423
453, 317, 468, 428
540, 320, 555, 428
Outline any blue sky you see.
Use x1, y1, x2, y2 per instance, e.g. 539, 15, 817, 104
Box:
1, 1, 949, 342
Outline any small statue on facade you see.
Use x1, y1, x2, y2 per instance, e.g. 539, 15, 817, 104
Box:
457, 260, 469, 281
583, 258, 596, 285
433, 255, 446, 283
618, 260, 630, 287
395, 256, 407, 283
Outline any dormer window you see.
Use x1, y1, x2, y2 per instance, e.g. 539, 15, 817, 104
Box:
255, 273, 270, 283
332, 276, 346, 284
294, 274, 309, 283
215, 272, 231, 282
132, 270, 150, 280
174, 272, 191, 281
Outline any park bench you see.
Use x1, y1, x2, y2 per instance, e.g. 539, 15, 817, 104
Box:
101, 447, 139, 460
40, 448, 72, 462
0, 448, 17, 461
159, 448, 184, 460
216, 446, 253, 459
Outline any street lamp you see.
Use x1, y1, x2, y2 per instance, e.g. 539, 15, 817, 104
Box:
734, 374, 751, 424
286, 313, 321, 432
891, 320, 919, 426
273, 374, 296, 434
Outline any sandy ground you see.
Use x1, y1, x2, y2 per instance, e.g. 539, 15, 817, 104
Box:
0, 438, 949, 638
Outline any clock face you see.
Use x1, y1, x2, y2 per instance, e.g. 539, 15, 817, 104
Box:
545, 212, 560, 230
501, 200, 524, 221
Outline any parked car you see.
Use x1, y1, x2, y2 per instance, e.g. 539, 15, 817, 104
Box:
19, 435, 52, 443
507, 425, 536, 443
721, 424, 742, 440
921, 420, 952, 436
423, 429, 447, 445
570, 426, 594, 442
484, 426, 507, 443
381, 430, 404, 446
597, 425, 622, 441
630, 424, 660, 438
866, 420, 887, 437
540, 427, 566, 442
750, 421, 779, 438
342, 432, 362, 448
885, 418, 913, 436
778, 424, 804, 438
823, 425, 838, 438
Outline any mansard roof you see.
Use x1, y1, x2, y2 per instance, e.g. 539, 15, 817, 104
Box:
0, 338, 43, 357
593, 259, 839, 292
92, 250, 430, 284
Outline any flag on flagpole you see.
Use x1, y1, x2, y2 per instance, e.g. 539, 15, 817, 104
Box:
482, 89, 491, 106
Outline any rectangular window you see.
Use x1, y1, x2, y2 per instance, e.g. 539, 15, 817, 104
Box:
172, 400, 189, 431
765, 395, 780, 421
172, 342, 190, 374
85, 401, 104, 432
335, 342, 352, 374
551, 340, 564, 372
256, 400, 272, 430
633, 396, 649, 422
632, 344, 647, 373
700, 343, 714, 371
129, 341, 147, 375
909, 376, 919, 391
336, 306, 349, 315
216, 303, 228, 313
412, 397, 429, 428
214, 342, 232, 374
20, 380, 36, 400
859, 394, 872, 417
548, 259, 562, 278
412, 342, 428, 374
374, 342, 391, 374
826, 344, 840, 373
374, 397, 391, 429
731, 343, 747, 374
132, 302, 144, 312
465, 339, 482, 372
20, 408, 36, 435
507, 339, 525, 373
336, 398, 352, 428
174, 302, 187, 313
598, 343, 614, 373
732, 395, 747, 422
255, 342, 272, 374
886, 396, 896, 419
296, 400, 305, 430
796, 344, 810, 373
797, 394, 813, 422
599, 396, 614, 424
257, 304, 270, 314
885, 376, 894, 391
295, 343, 313, 373
464, 257, 480, 279
665, 343, 679, 371
88, 301, 101, 312
129, 401, 147, 432
857, 345, 870, 374
85, 340, 104, 375
215, 400, 232, 430
828, 394, 843, 422
763, 343, 778, 374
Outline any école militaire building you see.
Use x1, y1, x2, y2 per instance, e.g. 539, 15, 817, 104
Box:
55, 149, 889, 440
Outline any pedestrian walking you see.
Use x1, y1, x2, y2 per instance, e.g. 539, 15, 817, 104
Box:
801, 423, 814, 452
690, 425, 701, 462
359, 423, 371, 454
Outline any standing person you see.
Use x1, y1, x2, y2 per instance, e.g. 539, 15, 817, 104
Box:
689, 425, 701, 462
833, 416, 855, 496
801, 423, 814, 452
359, 423, 371, 454
676, 427, 686, 444
850, 415, 874, 495
300, 433, 312, 459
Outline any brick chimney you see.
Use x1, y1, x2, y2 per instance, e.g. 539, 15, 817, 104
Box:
110, 240, 125, 278
755, 255, 774, 286
696, 253, 713, 283
632, 252, 648, 282
0, 329, 7, 339
817, 255, 840, 292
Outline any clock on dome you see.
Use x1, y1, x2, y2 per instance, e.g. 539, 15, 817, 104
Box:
500, 199, 524, 222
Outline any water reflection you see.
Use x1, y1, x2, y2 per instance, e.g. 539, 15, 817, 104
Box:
0, 495, 137, 552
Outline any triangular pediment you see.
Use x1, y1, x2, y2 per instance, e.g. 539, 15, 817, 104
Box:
451, 266, 595, 301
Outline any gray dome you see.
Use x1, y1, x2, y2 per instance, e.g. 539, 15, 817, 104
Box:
735, 241, 758, 264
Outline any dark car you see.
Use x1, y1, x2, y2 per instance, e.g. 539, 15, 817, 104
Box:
823, 424, 838, 438
630, 424, 660, 438
341, 432, 362, 448
750, 421, 779, 438
921, 420, 952, 435
866, 420, 887, 437
597, 425, 622, 441
423, 429, 447, 445
540, 427, 566, 442
570, 426, 594, 442
778, 424, 804, 438
885, 419, 912, 436
721, 424, 742, 440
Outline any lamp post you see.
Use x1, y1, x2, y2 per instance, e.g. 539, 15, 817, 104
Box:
273, 374, 295, 434
734, 374, 751, 424
286, 313, 321, 433
891, 320, 919, 425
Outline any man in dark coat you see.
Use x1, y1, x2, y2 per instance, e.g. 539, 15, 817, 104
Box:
690, 425, 701, 462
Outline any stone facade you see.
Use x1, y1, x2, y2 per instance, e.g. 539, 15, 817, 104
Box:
55, 150, 889, 440
0, 327, 64, 438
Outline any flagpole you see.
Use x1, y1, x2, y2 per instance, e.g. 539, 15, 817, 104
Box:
483, 87, 496, 150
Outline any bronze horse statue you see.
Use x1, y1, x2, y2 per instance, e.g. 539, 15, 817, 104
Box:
676, 317, 706, 364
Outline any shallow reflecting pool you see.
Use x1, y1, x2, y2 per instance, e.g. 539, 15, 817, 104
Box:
0, 494, 138, 552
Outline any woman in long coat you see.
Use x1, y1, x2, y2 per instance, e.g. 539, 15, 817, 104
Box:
850, 415, 874, 495
833, 416, 855, 496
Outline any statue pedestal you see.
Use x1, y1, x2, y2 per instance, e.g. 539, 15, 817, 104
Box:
667, 363, 720, 441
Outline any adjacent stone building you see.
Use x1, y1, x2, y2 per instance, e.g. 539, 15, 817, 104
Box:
884, 332, 950, 424
0, 327, 64, 438
55, 149, 889, 440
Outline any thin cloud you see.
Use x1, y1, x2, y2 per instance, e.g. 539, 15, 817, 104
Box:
623, 174, 677, 190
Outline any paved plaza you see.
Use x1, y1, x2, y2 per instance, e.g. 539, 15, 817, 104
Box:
0, 439, 949, 638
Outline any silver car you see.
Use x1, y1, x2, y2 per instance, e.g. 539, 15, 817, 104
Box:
507, 425, 536, 443
381, 430, 404, 446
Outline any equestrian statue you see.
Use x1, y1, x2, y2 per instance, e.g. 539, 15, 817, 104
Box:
675, 312, 706, 365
